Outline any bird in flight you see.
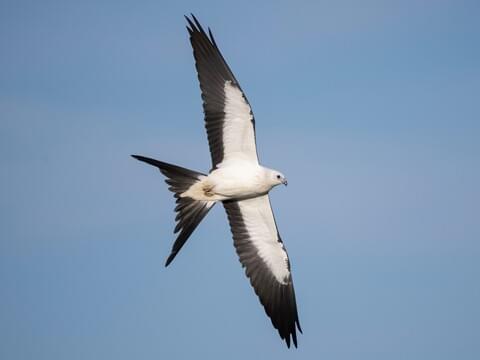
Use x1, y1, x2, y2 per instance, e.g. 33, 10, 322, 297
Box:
132, 15, 302, 347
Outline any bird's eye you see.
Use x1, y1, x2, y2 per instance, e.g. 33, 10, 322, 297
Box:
276, 175, 281, 179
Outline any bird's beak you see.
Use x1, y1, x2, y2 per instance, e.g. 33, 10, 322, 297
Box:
282, 179, 288, 186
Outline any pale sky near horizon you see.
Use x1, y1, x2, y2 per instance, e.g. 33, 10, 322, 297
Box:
1, 0, 479, 359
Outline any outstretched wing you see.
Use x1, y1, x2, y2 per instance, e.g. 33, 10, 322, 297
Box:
223, 195, 302, 347
186, 15, 258, 169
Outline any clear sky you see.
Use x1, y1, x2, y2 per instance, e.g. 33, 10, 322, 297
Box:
1, 0, 479, 359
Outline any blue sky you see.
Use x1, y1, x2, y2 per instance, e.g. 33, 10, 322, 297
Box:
1, 0, 479, 359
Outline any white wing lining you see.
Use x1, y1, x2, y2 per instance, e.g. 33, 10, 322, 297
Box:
221, 81, 258, 165
236, 195, 290, 284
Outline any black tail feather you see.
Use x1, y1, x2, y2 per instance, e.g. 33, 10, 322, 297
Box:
131, 155, 215, 266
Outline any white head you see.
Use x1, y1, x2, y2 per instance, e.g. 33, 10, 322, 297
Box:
266, 168, 288, 187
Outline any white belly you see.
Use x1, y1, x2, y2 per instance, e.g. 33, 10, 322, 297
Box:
181, 161, 270, 201
210, 162, 270, 198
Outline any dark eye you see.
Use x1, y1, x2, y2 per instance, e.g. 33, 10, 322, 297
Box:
276, 175, 281, 179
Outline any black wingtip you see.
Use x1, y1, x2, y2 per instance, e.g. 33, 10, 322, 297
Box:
165, 251, 177, 267
184, 14, 195, 30
284, 331, 298, 348
191, 13, 200, 27
190, 13, 207, 36
208, 27, 217, 47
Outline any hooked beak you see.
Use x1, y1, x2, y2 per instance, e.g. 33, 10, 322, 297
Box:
282, 178, 288, 186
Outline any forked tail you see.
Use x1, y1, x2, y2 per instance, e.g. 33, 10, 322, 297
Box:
131, 155, 216, 266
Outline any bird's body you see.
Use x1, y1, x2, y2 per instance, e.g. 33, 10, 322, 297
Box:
132, 15, 301, 348
182, 162, 285, 201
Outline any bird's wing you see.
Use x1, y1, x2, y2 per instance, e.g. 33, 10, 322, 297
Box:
223, 195, 302, 347
186, 15, 258, 169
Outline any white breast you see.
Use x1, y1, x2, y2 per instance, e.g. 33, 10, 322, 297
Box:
209, 162, 269, 199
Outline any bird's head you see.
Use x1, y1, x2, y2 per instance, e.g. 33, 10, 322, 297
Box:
267, 169, 288, 187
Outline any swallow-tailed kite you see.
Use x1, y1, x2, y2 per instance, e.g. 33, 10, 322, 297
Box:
132, 15, 302, 347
